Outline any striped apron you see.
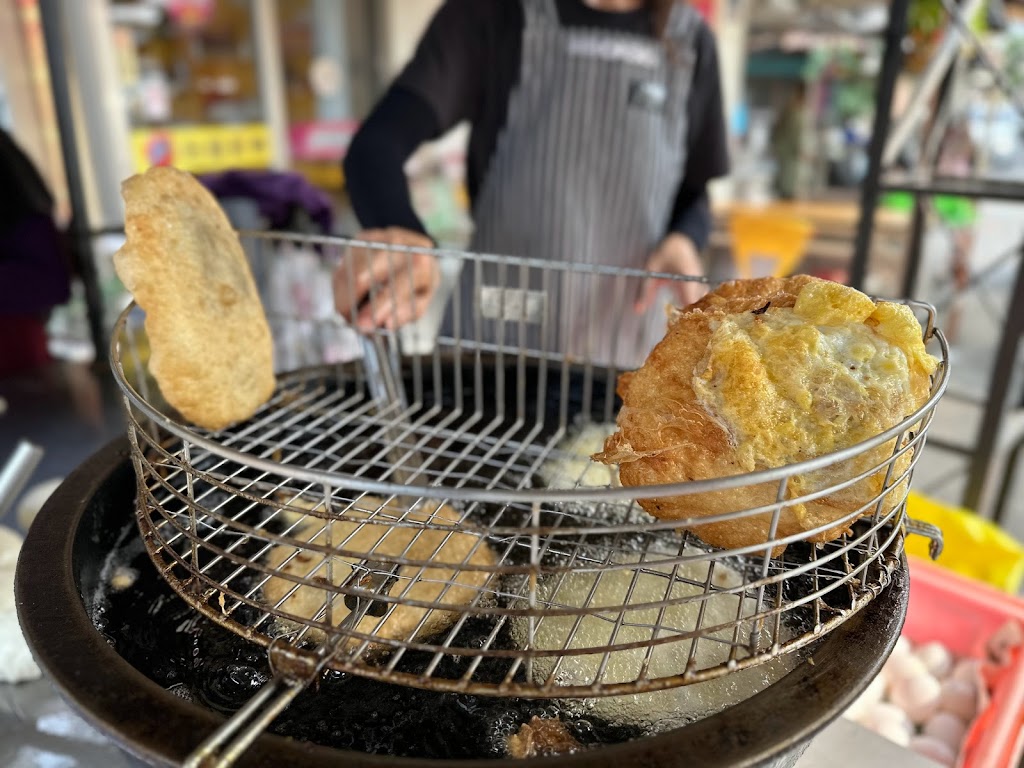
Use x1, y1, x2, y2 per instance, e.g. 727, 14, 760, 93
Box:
453, 0, 701, 372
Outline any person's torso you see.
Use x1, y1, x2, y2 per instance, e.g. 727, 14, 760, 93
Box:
455, 0, 701, 369
465, 0, 663, 203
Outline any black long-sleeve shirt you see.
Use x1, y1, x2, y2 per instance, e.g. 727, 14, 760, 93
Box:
344, 0, 729, 250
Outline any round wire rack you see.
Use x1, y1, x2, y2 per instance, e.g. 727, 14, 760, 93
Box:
111, 231, 949, 699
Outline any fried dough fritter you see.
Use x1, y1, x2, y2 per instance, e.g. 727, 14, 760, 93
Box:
114, 166, 275, 429
506, 717, 581, 758
263, 496, 495, 651
593, 276, 938, 554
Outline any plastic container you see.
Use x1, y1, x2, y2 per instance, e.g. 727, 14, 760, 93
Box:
905, 556, 1024, 768
726, 206, 813, 278
905, 491, 1024, 594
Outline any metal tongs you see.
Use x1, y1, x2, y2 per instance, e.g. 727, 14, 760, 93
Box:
184, 331, 426, 768
358, 330, 430, 505
184, 559, 403, 768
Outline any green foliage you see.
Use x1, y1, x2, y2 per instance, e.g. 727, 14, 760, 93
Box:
835, 80, 875, 119
907, 0, 987, 36
1005, 34, 1024, 90
908, 0, 945, 39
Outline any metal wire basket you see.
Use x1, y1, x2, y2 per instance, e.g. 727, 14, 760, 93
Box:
111, 231, 948, 760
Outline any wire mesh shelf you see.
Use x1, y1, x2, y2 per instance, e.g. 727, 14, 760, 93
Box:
112, 231, 949, 698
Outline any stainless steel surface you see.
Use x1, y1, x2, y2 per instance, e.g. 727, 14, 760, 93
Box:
110, 232, 948, 696
14, 436, 914, 768
107, 233, 948, 763
797, 718, 939, 768
0, 678, 145, 768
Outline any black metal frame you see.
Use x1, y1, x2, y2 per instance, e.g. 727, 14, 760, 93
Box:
852, 0, 1024, 518
851, 0, 911, 292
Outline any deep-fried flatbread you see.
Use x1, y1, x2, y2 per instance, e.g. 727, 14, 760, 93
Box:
263, 496, 495, 651
114, 166, 274, 429
594, 276, 939, 553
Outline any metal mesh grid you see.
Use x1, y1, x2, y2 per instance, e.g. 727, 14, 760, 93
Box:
112, 231, 949, 698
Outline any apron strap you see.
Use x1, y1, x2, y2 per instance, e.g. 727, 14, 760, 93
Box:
521, 0, 558, 27
664, 2, 702, 49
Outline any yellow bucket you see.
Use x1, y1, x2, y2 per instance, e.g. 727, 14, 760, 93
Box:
905, 491, 1024, 594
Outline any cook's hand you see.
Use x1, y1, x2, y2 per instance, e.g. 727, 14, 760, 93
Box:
635, 233, 707, 313
333, 227, 440, 331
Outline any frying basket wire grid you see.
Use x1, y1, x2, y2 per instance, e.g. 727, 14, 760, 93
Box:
111, 231, 948, 703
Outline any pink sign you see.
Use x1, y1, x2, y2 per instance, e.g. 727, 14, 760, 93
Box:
289, 120, 359, 162
166, 0, 214, 29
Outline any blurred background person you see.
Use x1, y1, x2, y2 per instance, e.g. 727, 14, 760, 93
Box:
335, 0, 728, 364
0, 128, 70, 377
770, 82, 808, 201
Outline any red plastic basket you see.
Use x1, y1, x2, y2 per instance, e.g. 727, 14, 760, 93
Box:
905, 556, 1024, 768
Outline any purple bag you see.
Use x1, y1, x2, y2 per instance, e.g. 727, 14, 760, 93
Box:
199, 170, 334, 234
0, 213, 70, 315
0, 129, 70, 315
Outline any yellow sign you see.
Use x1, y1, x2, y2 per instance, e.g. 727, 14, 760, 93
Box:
130, 123, 273, 174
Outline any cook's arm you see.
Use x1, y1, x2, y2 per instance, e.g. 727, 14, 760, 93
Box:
663, 21, 730, 252
336, 0, 484, 329
667, 186, 712, 252
638, 22, 728, 310
343, 88, 439, 238
337, 89, 441, 328
638, 184, 712, 311
343, 0, 482, 236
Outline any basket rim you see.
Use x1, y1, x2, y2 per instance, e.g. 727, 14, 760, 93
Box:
107, 235, 950, 505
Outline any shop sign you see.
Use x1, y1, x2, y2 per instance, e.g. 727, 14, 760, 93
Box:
142, 131, 173, 167
130, 123, 273, 174
165, 0, 214, 30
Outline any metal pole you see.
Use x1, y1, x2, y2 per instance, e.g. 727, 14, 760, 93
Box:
882, 0, 984, 168
900, 196, 927, 298
963, 244, 1024, 513
366, 0, 387, 97
993, 433, 1024, 526
0, 441, 44, 519
38, 0, 107, 361
901, 62, 958, 300
850, 0, 910, 291
252, 0, 290, 170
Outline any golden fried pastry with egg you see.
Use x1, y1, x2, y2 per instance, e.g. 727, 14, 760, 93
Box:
593, 276, 939, 554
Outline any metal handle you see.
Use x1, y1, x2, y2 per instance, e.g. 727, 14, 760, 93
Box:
183, 676, 305, 768
0, 440, 44, 519
360, 331, 405, 410
905, 516, 944, 560
359, 332, 428, 499
182, 564, 401, 767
